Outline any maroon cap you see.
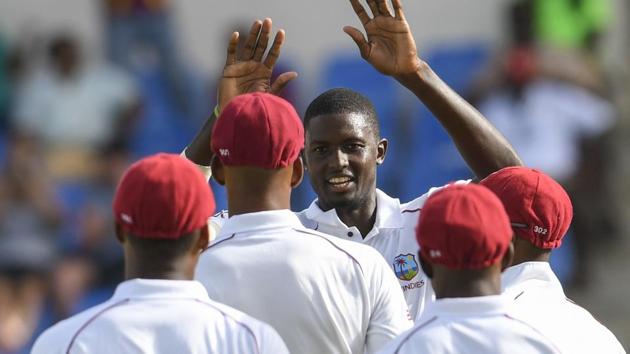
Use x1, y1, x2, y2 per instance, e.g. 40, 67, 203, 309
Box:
211, 92, 304, 169
416, 184, 512, 269
113, 153, 216, 239
480, 167, 573, 249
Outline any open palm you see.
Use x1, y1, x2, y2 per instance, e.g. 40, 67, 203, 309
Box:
344, 0, 421, 76
223, 61, 273, 96
218, 19, 297, 113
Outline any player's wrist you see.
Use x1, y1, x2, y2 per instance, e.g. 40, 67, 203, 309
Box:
394, 59, 430, 88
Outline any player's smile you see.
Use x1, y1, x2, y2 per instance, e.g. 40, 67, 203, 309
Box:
326, 174, 355, 192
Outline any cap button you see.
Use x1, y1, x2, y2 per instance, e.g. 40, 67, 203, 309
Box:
347, 231, 353, 237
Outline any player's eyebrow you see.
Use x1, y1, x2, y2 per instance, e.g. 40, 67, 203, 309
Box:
308, 140, 330, 145
342, 137, 367, 143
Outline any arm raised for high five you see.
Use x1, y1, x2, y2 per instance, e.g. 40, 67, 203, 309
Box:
185, 18, 297, 166
344, 0, 522, 179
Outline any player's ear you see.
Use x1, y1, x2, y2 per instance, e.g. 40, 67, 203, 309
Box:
211, 156, 226, 186
115, 223, 126, 244
195, 225, 210, 252
376, 138, 388, 165
501, 242, 515, 271
290, 156, 304, 188
418, 252, 433, 279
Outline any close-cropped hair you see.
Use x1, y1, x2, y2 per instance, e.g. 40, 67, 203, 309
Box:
304, 88, 380, 139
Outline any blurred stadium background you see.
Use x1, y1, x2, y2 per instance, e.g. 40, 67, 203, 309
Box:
0, 0, 628, 352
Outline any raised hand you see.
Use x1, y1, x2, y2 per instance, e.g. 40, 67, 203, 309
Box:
343, 0, 421, 77
218, 18, 297, 113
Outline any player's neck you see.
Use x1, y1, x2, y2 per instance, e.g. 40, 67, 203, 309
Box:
335, 194, 377, 238
432, 268, 502, 299
434, 280, 501, 299
225, 168, 293, 216
510, 253, 551, 267
227, 190, 291, 216
511, 239, 551, 266
124, 259, 194, 281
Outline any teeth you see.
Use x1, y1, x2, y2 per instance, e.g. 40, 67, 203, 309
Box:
328, 177, 351, 184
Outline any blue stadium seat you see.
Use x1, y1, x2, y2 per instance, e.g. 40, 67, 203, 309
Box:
55, 181, 90, 250
550, 229, 576, 285
399, 43, 490, 201
56, 181, 89, 214
128, 67, 232, 214
74, 287, 116, 313
0, 132, 7, 166
130, 68, 198, 158
425, 43, 490, 93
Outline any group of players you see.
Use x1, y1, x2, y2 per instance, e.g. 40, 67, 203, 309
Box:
31, 0, 625, 353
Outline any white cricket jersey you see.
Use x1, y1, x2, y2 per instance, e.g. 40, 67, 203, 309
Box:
31, 279, 288, 354
185, 152, 460, 322
297, 187, 466, 321
502, 262, 626, 354
377, 295, 561, 354
196, 210, 413, 354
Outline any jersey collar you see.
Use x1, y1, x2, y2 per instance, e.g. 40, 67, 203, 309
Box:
219, 209, 303, 238
303, 189, 404, 241
501, 261, 564, 296
112, 278, 210, 300
428, 295, 511, 317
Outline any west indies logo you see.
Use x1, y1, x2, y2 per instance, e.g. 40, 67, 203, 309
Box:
393, 254, 419, 281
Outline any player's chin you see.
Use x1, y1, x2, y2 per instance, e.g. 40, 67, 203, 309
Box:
321, 189, 359, 209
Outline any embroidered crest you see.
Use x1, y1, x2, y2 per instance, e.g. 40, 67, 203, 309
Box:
393, 254, 419, 281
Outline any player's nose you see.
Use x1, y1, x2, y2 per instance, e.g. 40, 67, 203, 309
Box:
328, 148, 350, 170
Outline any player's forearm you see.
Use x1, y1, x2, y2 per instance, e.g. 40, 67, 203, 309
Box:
395, 61, 522, 179
184, 112, 218, 166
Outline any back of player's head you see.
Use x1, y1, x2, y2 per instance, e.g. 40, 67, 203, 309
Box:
480, 167, 573, 250
113, 153, 215, 240
416, 184, 512, 270
212, 92, 304, 169
304, 88, 380, 140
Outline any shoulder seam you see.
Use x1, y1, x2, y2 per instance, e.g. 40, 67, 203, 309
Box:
293, 228, 364, 275
194, 299, 260, 354
394, 316, 439, 354
65, 299, 131, 354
